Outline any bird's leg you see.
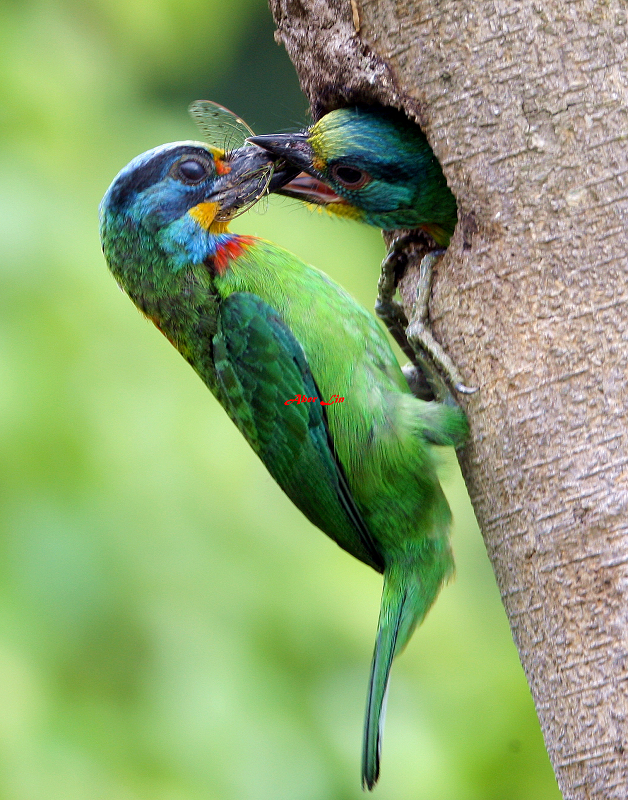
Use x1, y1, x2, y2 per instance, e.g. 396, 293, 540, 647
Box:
375, 235, 437, 401
406, 250, 478, 397
375, 234, 419, 362
375, 237, 477, 402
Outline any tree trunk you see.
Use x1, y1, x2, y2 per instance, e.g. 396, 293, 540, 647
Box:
267, 1, 628, 797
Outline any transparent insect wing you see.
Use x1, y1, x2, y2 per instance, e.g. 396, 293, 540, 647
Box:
189, 100, 274, 221
188, 100, 255, 153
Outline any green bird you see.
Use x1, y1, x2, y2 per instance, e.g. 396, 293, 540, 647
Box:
99, 140, 467, 790
248, 106, 474, 397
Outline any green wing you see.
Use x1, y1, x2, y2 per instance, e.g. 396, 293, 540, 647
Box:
213, 291, 384, 573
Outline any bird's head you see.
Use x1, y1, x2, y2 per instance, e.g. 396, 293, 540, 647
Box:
100, 140, 294, 235
249, 106, 458, 246
100, 141, 295, 270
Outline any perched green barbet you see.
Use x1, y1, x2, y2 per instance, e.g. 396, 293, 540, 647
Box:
99, 140, 467, 790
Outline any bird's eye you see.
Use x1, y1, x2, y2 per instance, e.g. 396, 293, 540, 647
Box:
330, 164, 371, 189
174, 158, 210, 184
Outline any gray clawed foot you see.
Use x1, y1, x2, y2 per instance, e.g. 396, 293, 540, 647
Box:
405, 316, 477, 398
375, 235, 424, 372
376, 238, 478, 402
376, 234, 433, 387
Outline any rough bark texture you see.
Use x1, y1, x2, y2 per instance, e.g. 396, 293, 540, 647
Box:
268, 1, 628, 798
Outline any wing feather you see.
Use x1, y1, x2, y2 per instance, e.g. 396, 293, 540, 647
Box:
214, 292, 384, 572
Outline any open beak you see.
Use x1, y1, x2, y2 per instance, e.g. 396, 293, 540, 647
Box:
205, 146, 299, 218
246, 133, 345, 206
271, 173, 346, 206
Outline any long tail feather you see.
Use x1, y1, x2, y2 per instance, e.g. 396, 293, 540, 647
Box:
362, 532, 453, 790
362, 585, 407, 790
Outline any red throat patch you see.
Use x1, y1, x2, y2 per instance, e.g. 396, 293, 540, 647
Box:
211, 236, 255, 274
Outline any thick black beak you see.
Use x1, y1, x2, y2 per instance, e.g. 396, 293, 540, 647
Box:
206, 146, 279, 216
202, 145, 307, 219
247, 132, 314, 173
246, 133, 345, 205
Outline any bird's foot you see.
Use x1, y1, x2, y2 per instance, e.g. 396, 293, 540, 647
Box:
376, 233, 419, 311
376, 234, 435, 394
376, 237, 477, 403
407, 251, 478, 398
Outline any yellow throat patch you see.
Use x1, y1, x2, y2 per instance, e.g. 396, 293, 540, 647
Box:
189, 201, 231, 234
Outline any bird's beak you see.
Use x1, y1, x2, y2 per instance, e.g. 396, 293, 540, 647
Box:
203, 146, 298, 218
247, 132, 314, 172
247, 133, 346, 206
271, 173, 346, 206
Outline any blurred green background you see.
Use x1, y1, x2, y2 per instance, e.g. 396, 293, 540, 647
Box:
0, 1, 560, 798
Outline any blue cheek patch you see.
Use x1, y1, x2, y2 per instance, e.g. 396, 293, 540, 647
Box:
155, 213, 220, 271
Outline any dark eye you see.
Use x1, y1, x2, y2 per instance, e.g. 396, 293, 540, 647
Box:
330, 164, 371, 189
175, 158, 210, 184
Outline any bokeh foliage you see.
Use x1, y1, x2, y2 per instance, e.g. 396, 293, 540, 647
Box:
0, 0, 560, 798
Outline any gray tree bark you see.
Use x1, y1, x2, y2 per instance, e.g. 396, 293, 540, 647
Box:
268, 1, 628, 798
